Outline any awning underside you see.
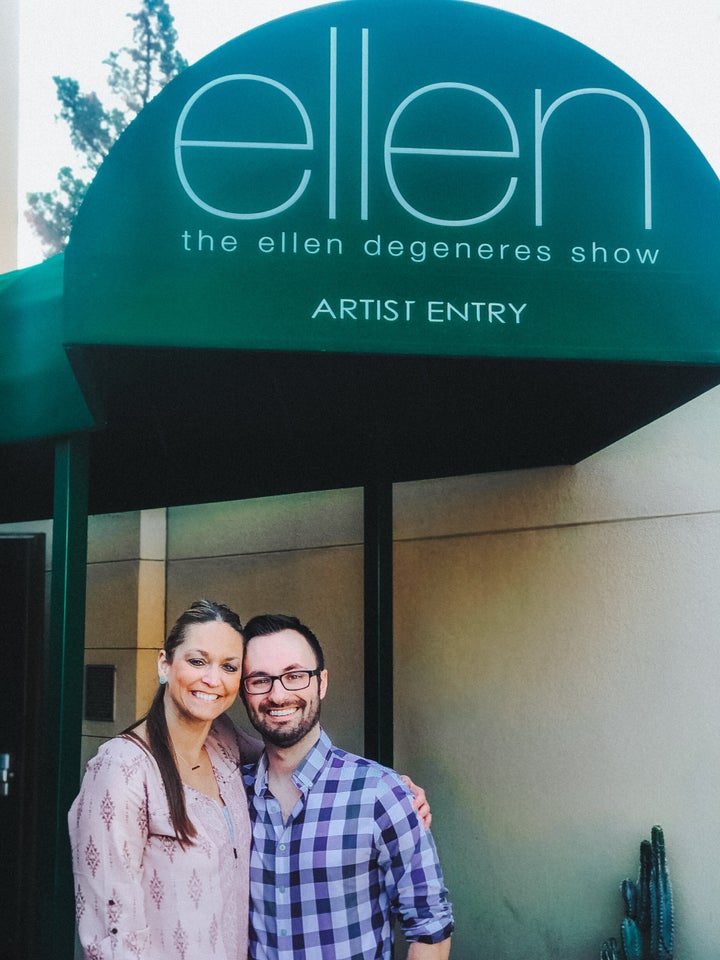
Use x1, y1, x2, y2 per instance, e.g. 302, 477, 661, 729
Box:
2, 344, 719, 522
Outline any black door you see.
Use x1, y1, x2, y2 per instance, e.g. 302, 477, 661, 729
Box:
0, 534, 46, 960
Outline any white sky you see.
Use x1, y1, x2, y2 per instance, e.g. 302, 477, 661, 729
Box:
18, 0, 720, 267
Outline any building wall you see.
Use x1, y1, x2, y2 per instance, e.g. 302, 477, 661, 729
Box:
392, 386, 720, 958
0, 0, 18, 271
79, 509, 167, 767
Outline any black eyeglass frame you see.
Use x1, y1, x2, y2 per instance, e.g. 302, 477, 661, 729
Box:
242, 668, 322, 695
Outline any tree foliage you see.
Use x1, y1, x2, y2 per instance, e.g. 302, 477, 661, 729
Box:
25, 0, 187, 258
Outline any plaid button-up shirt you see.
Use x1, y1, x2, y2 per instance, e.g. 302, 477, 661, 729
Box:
244, 729, 453, 959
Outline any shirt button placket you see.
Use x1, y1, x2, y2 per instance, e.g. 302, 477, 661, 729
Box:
277, 834, 292, 958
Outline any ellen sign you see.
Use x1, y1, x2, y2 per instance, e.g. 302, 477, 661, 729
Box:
65, 0, 720, 363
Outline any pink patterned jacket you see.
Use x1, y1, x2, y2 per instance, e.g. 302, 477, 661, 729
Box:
68, 715, 261, 960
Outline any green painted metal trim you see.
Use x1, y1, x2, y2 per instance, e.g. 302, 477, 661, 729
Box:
363, 481, 394, 766
42, 435, 89, 959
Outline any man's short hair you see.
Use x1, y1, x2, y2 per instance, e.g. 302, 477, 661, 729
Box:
243, 613, 325, 671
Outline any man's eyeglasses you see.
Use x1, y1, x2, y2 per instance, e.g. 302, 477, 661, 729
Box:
242, 669, 322, 695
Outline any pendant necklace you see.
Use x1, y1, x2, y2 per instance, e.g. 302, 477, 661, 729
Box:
176, 746, 205, 771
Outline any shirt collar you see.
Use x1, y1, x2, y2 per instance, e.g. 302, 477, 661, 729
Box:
252, 727, 332, 797
292, 728, 333, 792
252, 750, 270, 796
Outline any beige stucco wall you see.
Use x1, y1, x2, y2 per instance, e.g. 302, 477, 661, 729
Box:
392, 386, 720, 958
0, 0, 18, 271
80, 509, 167, 768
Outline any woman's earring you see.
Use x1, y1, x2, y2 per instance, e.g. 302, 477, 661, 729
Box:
159, 676, 167, 685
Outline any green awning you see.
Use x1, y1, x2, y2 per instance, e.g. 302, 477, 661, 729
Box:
0, 254, 93, 444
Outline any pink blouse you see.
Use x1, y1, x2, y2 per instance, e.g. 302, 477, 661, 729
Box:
68, 715, 259, 960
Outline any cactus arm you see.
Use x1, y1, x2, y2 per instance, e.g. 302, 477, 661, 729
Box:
650, 826, 674, 960
621, 917, 642, 960
600, 937, 621, 960
638, 838, 652, 933
622, 878, 638, 921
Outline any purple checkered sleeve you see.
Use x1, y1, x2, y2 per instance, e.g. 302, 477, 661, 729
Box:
244, 729, 453, 959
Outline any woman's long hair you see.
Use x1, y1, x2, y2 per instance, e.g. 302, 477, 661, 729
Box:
123, 599, 243, 846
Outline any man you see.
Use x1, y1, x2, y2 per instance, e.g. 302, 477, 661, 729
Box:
240, 612, 454, 960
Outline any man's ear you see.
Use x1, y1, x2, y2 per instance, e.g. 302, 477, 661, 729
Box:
319, 669, 329, 701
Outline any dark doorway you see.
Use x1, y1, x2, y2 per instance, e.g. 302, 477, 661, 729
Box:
0, 534, 46, 960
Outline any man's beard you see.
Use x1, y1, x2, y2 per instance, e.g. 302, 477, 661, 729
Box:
249, 698, 322, 748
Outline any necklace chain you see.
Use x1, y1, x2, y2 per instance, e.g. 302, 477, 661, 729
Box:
175, 745, 205, 772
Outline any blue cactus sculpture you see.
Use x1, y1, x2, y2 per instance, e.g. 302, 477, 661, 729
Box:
600, 825, 674, 960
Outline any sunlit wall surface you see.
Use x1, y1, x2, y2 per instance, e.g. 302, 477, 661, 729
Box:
0, 0, 18, 271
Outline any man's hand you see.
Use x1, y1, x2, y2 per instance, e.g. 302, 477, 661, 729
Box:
400, 774, 432, 830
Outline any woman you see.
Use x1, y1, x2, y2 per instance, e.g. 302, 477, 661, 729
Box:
69, 599, 430, 959
69, 599, 260, 959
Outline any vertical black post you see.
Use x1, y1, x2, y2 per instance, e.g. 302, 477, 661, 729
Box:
363, 481, 394, 766
43, 434, 89, 960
